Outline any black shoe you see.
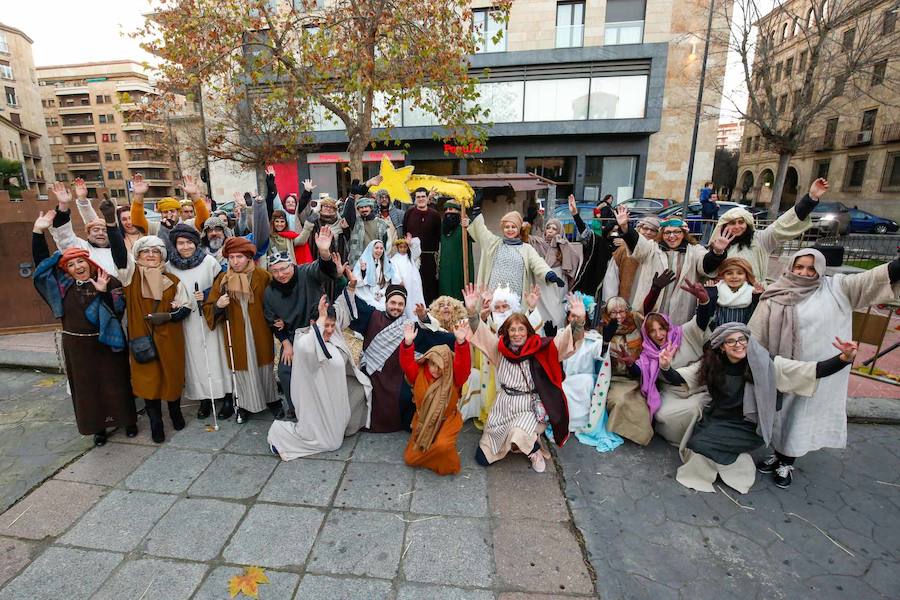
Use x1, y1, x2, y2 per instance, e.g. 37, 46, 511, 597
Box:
268, 401, 285, 420
125, 425, 138, 438
756, 454, 779, 474
145, 400, 166, 444
236, 408, 250, 423
217, 396, 235, 420
197, 399, 212, 419
168, 399, 186, 431
774, 464, 794, 489
93, 432, 107, 447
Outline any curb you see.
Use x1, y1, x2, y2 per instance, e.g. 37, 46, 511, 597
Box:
847, 396, 900, 425
0, 350, 62, 374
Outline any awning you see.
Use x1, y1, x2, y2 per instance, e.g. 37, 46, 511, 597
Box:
455, 173, 552, 192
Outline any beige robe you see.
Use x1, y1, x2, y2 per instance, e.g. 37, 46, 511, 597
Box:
468, 214, 552, 295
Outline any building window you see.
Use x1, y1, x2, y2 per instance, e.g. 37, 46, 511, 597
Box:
105, 152, 112, 161
744, 136, 752, 152
781, 22, 789, 42
861, 108, 878, 133
99, 115, 108, 124
881, 152, 900, 191
466, 157, 517, 175
525, 157, 576, 199
793, 89, 802, 107
475, 81, 524, 123
798, 50, 807, 71
524, 78, 590, 121
777, 94, 788, 113
0, 32, 9, 54
844, 155, 867, 191
96, 95, 105, 104
872, 59, 887, 86
472, 8, 507, 53
102, 133, 109, 142
605, 0, 645, 45
556, 1, 585, 49
784, 57, 793, 77
0, 64, 13, 80
774, 62, 782, 81
584, 155, 637, 204
113, 153, 120, 161
842, 28, 856, 50
884, 10, 897, 35
814, 159, 830, 181
824, 117, 838, 146
109, 133, 117, 142
588, 75, 648, 119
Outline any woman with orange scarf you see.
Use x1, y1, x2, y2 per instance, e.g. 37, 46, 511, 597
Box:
399, 320, 472, 475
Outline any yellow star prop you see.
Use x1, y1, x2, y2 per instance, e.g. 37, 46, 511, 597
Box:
370, 156, 415, 204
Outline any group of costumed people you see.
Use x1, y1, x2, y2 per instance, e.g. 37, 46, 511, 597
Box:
30, 172, 900, 494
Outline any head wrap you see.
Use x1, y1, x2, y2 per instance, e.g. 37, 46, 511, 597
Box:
374, 189, 390, 201
267, 249, 293, 265
132, 235, 168, 262
385, 284, 407, 302
444, 200, 461, 211
222, 236, 256, 259
709, 322, 751, 349
544, 218, 563, 236
500, 211, 524, 230
352, 239, 396, 287
169, 223, 201, 248
156, 197, 181, 212
716, 206, 755, 231
636, 313, 683, 420
202, 215, 233, 239
413, 344, 456, 452
716, 256, 757, 286
751, 248, 825, 359
132, 236, 171, 300
637, 215, 661, 231
57, 247, 100, 273
85, 219, 106, 235
357, 198, 376, 210
659, 217, 688, 230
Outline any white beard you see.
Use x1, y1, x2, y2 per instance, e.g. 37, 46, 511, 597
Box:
207, 238, 224, 251
493, 310, 513, 328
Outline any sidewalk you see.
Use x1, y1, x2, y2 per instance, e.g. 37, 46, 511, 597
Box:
0, 406, 595, 599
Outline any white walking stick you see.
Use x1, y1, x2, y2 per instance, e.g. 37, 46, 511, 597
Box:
224, 314, 243, 424
194, 283, 219, 431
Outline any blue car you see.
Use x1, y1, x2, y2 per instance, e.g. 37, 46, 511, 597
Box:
848, 209, 899, 234
655, 202, 768, 235
551, 202, 605, 241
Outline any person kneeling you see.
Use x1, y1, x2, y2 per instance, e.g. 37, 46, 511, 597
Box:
400, 320, 471, 475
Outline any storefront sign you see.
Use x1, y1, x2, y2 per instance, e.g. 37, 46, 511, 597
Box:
307, 150, 405, 164
443, 143, 485, 156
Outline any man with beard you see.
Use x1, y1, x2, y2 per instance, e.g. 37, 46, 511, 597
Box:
404, 187, 441, 303
345, 194, 394, 266
375, 189, 405, 236
263, 228, 339, 419
130, 173, 210, 241
437, 199, 473, 301
199, 215, 233, 268
48, 179, 117, 275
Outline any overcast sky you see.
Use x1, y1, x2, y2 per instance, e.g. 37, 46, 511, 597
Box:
5, 0, 157, 67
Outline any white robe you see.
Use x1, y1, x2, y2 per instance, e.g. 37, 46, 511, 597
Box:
166, 255, 231, 400
390, 238, 424, 319
750, 264, 899, 456
49, 220, 117, 276
562, 330, 605, 430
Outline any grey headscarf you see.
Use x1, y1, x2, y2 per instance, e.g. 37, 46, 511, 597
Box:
710, 322, 777, 446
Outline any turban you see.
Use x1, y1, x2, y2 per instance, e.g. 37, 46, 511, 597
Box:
637, 215, 661, 231
357, 198, 376, 209
385, 284, 407, 301
156, 197, 181, 212
716, 257, 757, 286
709, 322, 751, 349
132, 235, 168, 262
500, 211, 523, 229
222, 236, 256, 259
169, 223, 201, 247
57, 247, 98, 272
545, 218, 563, 234
374, 189, 390, 200
444, 200, 461, 211
717, 207, 755, 230
659, 217, 689, 230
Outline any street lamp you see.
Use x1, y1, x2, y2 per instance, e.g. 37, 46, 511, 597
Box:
682, 0, 716, 213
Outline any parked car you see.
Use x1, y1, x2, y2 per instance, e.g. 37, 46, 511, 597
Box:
654, 202, 768, 235
809, 201, 851, 235
848, 208, 899, 234
551, 202, 600, 241
617, 198, 668, 215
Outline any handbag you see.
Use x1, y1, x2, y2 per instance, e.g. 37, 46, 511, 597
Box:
129, 300, 160, 364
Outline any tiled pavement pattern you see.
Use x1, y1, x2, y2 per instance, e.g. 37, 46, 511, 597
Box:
0, 409, 594, 599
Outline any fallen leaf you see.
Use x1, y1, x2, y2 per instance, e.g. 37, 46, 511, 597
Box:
228, 566, 269, 599
244, 566, 269, 584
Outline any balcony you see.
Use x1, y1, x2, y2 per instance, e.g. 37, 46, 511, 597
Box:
881, 123, 900, 144
811, 135, 836, 152
128, 159, 171, 169
843, 130, 874, 147
60, 120, 95, 133
68, 162, 102, 170
64, 142, 98, 151
58, 105, 93, 115
55, 86, 89, 96
116, 81, 155, 95
121, 122, 164, 132
124, 140, 154, 149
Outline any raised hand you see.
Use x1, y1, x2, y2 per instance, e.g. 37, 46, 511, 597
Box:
414, 302, 427, 320
403, 321, 417, 345
344, 264, 358, 290
709, 230, 735, 254
91, 271, 110, 293
567, 293, 586, 324
454, 319, 471, 343
33, 210, 56, 232
679, 278, 710, 304
365, 174, 383, 188
462, 283, 481, 315
315, 226, 334, 256
73, 178, 88, 200
182, 174, 202, 199
809, 178, 829, 201
615, 205, 629, 230
832, 337, 858, 361
98, 198, 117, 223
659, 343, 676, 370
359, 258, 367, 272
568, 194, 577, 216
525, 284, 541, 310
752, 281, 766, 294
651, 269, 677, 291
50, 181, 71, 209
265, 165, 276, 177
316, 294, 328, 324
131, 173, 149, 196
302, 178, 316, 192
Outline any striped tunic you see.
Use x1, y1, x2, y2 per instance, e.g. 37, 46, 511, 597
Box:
484, 357, 540, 456
488, 243, 526, 299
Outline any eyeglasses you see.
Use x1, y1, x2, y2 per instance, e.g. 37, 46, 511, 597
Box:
722, 336, 749, 347
608, 309, 628, 316
637, 225, 658, 233
662, 230, 683, 237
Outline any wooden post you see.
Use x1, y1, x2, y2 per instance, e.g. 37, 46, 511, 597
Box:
461, 201, 470, 285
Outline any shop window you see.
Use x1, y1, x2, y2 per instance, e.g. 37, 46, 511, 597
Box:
584, 155, 637, 203
414, 159, 459, 176
524, 78, 589, 121
526, 156, 576, 200
466, 157, 517, 175
588, 75, 647, 119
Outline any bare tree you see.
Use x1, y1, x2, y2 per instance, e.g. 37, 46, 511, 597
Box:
709, 0, 900, 216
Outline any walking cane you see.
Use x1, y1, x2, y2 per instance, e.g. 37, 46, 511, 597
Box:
461, 201, 470, 285
220, 284, 244, 424
194, 283, 219, 431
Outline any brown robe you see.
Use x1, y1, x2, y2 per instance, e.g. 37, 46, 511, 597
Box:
61, 279, 135, 434
203, 267, 274, 370
403, 206, 441, 303
124, 269, 186, 402
612, 245, 640, 304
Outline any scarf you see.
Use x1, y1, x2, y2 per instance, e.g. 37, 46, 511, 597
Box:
360, 313, 409, 375
168, 247, 207, 271
222, 262, 255, 303
135, 259, 172, 301
353, 240, 395, 287
442, 213, 461, 236
530, 234, 582, 280
502, 237, 523, 246
715, 281, 753, 308
413, 345, 455, 452
753, 248, 825, 358
635, 314, 683, 420
709, 322, 777, 445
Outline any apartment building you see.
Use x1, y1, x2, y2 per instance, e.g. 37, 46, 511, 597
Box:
271, 0, 728, 205
37, 61, 180, 204
717, 121, 744, 151
0, 22, 54, 196
737, 0, 900, 219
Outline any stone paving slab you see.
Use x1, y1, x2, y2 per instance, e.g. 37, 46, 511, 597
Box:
166, 414, 242, 451
487, 460, 568, 522
144, 498, 246, 561
59, 489, 176, 552
225, 418, 277, 455
188, 453, 277, 500
351, 431, 410, 464
54, 442, 156, 486
402, 516, 494, 588
0, 546, 122, 600
410, 467, 488, 518
193, 565, 300, 600
258, 458, 345, 506
294, 574, 394, 600
92, 557, 208, 600
123, 447, 213, 494
397, 582, 496, 600
308, 508, 404, 579
0, 479, 105, 540
334, 461, 414, 511
315, 433, 359, 461
0, 537, 36, 588
223, 503, 324, 569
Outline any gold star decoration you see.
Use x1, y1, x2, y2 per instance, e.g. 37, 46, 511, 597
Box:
369, 156, 415, 204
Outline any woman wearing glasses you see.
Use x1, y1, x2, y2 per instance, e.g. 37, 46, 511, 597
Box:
662, 322, 858, 494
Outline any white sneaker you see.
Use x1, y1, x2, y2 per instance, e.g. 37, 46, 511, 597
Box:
529, 451, 546, 473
